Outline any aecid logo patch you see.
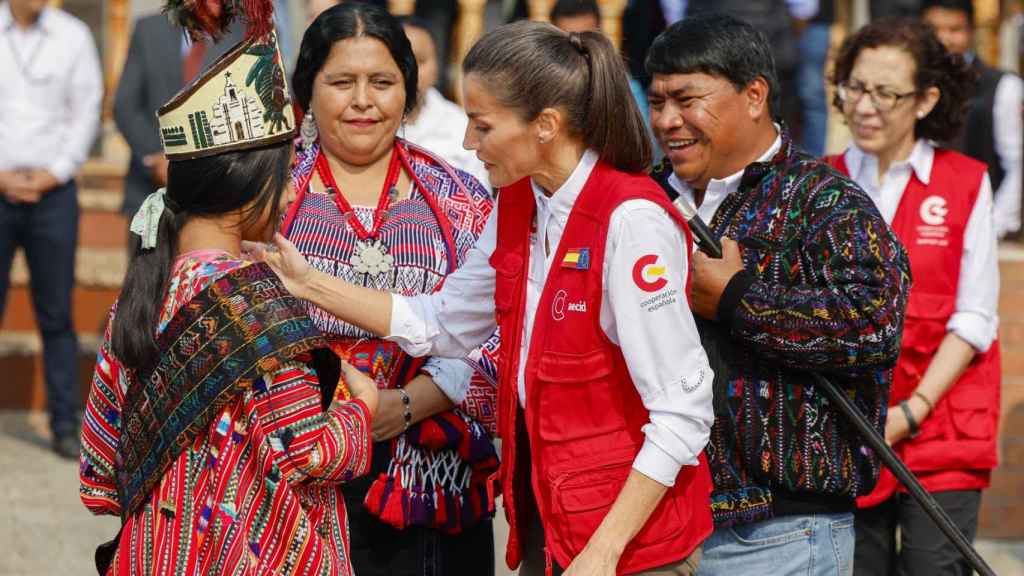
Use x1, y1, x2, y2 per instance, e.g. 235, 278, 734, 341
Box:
632, 254, 668, 292
551, 289, 587, 321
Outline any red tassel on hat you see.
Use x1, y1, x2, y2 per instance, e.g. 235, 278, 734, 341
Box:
164, 0, 276, 42
241, 0, 274, 41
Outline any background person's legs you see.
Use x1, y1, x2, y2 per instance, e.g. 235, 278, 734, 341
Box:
0, 197, 27, 322
897, 490, 981, 576
22, 182, 81, 457
854, 496, 900, 575
796, 22, 831, 157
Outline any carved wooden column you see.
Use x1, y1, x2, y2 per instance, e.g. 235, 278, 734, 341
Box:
451, 0, 487, 104
105, 0, 131, 121
597, 0, 627, 49
389, 0, 416, 16
974, 0, 1001, 64
527, 0, 554, 21
527, 0, 627, 49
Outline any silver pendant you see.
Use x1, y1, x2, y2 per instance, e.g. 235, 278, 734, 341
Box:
351, 238, 394, 276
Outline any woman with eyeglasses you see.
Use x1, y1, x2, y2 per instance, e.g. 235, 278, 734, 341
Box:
826, 19, 1000, 576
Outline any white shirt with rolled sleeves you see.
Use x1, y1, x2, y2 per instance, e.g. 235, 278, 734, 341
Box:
844, 140, 999, 353
0, 4, 102, 183
388, 150, 714, 487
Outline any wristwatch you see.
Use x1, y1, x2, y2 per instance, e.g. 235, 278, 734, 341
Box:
899, 400, 920, 438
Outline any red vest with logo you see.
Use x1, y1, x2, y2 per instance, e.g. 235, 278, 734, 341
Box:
490, 161, 713, 573
826, 150, 1001, 506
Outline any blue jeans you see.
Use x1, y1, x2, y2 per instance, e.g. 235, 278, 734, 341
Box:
0, 181, 81, 437
697, 513, 854, 576
796, 22, 831, 157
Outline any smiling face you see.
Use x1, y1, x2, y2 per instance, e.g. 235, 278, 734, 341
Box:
841, 46, 933, 159
648, 72, 763, 190
310, 37, 406, 167
461, 74, 546, 188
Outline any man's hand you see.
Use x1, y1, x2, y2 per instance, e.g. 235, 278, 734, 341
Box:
143, 154, 170, 187
690, 237, 745, 320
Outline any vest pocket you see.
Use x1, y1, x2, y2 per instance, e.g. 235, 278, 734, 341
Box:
535, 348, 625, 441
490, 247, 524, 314
550, 448, 681, 552
947, 362, 998, 440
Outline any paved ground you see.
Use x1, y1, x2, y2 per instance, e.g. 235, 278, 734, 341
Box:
1, 410, 1021, 575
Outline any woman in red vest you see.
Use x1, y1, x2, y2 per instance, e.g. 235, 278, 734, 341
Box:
825, 19, 1001, 576
247, 20, 715, 576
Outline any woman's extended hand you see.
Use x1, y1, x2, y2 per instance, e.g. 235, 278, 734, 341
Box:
242, 233, 314, 299
340, 360, 379, 418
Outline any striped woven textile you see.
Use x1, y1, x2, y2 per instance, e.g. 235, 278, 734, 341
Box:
80, 253, 373, 575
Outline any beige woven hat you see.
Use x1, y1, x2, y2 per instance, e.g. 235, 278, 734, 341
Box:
157, 31, 295, 160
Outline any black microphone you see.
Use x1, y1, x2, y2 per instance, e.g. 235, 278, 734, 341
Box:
671, 197, 723, 259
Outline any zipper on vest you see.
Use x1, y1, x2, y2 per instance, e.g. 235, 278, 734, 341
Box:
544, 547, 553, 576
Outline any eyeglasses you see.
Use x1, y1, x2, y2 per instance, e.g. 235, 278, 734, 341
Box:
837, 82, 918, 112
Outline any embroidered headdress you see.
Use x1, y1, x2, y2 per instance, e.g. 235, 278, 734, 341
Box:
157, 0, 295, 160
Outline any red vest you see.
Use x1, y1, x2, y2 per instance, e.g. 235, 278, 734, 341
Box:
826, 150, 1001, 505
490, 161, 713, 574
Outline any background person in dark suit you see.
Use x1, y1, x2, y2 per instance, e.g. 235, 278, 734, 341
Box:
113, 12, 242, 217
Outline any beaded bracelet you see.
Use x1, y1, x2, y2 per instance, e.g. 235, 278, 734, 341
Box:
397, 388, 412, 431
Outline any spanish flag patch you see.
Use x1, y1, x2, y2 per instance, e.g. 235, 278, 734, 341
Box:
561, 248, 590, 270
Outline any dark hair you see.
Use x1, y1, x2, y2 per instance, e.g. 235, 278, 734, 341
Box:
111, 141, 293, 371
921, 0, 975, 25
293, 2, 417, 115
463, 20, 651, 173
550, 0, 601, 23
397, 15, 438, 51
831, 18, 976, 142
645, 14, 782, 120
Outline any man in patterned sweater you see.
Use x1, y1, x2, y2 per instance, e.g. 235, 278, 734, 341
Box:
646, 15, 911, 575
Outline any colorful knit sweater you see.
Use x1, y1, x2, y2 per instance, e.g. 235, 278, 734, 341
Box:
653, 131, 911, 527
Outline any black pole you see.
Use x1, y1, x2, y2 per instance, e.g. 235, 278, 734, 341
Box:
809, 372, 996, 576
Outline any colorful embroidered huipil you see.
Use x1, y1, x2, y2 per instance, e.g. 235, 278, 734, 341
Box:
283, 139, 500, 533
80, 253, 372, 575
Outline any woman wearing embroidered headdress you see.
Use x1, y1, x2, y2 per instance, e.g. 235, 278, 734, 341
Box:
281, 4, 500, 575
78, 2, 378, 574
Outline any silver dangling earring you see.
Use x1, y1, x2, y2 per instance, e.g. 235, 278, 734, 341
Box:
301, 112, 318, 151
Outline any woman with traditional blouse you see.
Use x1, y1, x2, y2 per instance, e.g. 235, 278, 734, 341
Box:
79, 21, 379, 576
284, 4, 500, 575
